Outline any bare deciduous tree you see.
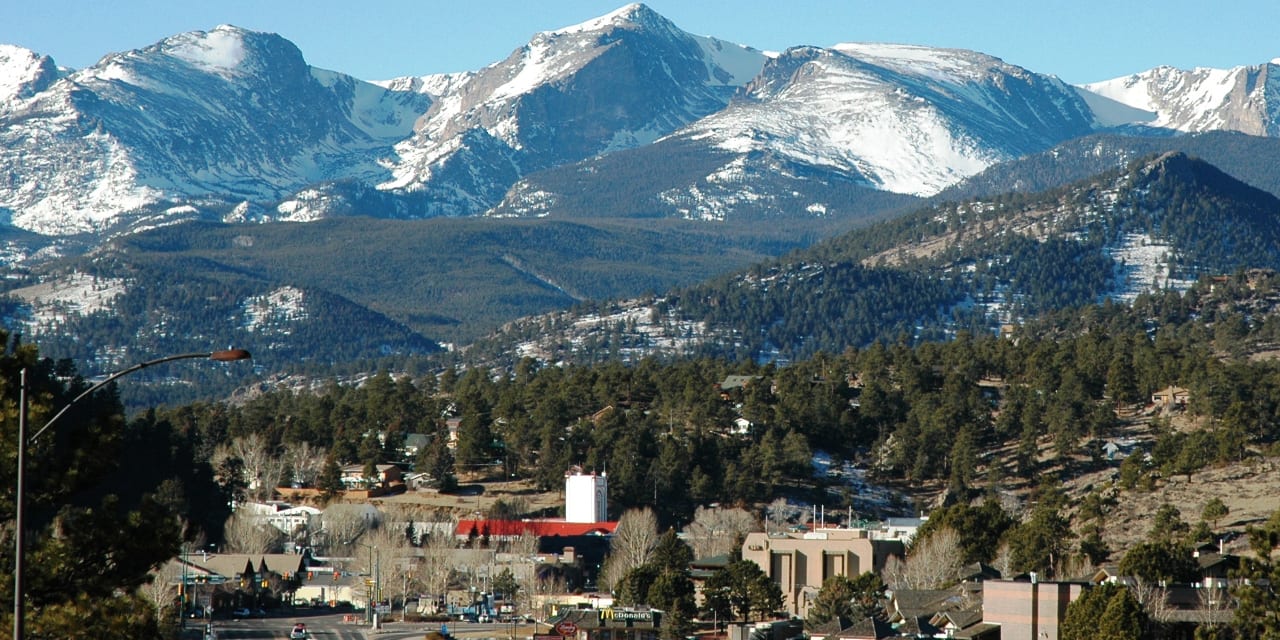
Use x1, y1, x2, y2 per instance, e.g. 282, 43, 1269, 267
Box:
990, 541, 1015, 580
682, 506, 757, 559
1196, 583, 1232, 628
283, 441, 328, 488
223, 509, 284, 554
600, 507, 658, 590
321, 503, 379, 552
418, 517, 460, 608
537, 572, 567, 596
140, 561, 181, 626
1130, 577, 1176, 623
881, 526, 964, 590
506, 531, 540, 558
214, 434, 288, 502
765, 498, 799, 534
350, 522, 417, 608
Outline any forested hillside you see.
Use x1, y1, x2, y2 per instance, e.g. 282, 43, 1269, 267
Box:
7, 214, 821, 406
100, 268, 1280, 637
491, 151, 1280, 366
935, 131, 1280, 202
11, 267, 1280, 635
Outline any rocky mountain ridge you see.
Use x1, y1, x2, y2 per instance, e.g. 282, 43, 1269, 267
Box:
2, 4, 1277, 244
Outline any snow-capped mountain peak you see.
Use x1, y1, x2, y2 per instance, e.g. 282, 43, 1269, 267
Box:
0, 45, 60, 103
379, 3, 765, 214
1082, 61, 1280, 135
0, 24, 431, 234
553, 2, 666, 35
671, 42, 1096, 196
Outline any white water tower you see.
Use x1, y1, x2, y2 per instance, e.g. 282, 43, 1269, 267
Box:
565, 468, 608, 523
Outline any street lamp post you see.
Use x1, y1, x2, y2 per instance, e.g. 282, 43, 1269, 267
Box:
12, 348, 251, 640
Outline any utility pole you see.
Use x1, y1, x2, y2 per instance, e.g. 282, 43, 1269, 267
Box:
180, 545, 188, 629
367, 545, 375, 626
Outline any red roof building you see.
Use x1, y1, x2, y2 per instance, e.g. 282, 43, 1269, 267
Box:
454, 519, 618, 542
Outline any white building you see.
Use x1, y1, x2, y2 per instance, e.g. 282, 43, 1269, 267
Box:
565, 467, 607, 523
238, 501, 322, 536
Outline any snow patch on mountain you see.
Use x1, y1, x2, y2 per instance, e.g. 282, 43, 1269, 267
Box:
379, 3, 763, 211
557, 3, 648, 34
693, 35, 770, 86
1105, 232, 1196, 302
489, 34, 594, 102
514, 298, 707, 362
658, 156, 773, 220
374, 71, 474, 97
0, 24, 439, 234
6, 272, 128, 332
311, 68, 428, 140
1072, 86, 1157, 127
241, 286, 308, 333
166, 26, 247, 73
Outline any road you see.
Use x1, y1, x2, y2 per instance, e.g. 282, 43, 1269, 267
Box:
191, 613, 537, 640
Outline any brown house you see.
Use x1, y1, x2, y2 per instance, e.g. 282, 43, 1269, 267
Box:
339, 463, 403, 489
1151, 386, 1191, 410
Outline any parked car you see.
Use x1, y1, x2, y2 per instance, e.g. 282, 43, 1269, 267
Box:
231, 607, 251, 618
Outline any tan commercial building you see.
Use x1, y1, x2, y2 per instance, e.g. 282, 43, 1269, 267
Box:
982, 578, 1085, 640
741, 529, 904, 617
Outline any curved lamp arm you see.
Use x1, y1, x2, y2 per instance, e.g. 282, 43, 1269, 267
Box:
28, 349, 250, 443
14, 348, 249, 640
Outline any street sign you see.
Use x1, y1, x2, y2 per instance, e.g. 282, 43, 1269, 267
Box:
554, 620, 579, 637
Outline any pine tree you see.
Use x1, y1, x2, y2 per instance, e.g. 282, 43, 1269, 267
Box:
1061, 584, 1146, 640
317, 455, 344, 500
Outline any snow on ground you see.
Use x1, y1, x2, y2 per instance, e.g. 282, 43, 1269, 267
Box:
0, 45, 48, 100
811, 451, 912, 520
7, 272, 127, 332
1105, 233, 1196, 302
166, 26, 247, 73
514, 299, 708, 362
240, 286, 307, 333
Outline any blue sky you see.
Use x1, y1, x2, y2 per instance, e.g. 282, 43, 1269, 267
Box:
5, 0, 1278, 85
